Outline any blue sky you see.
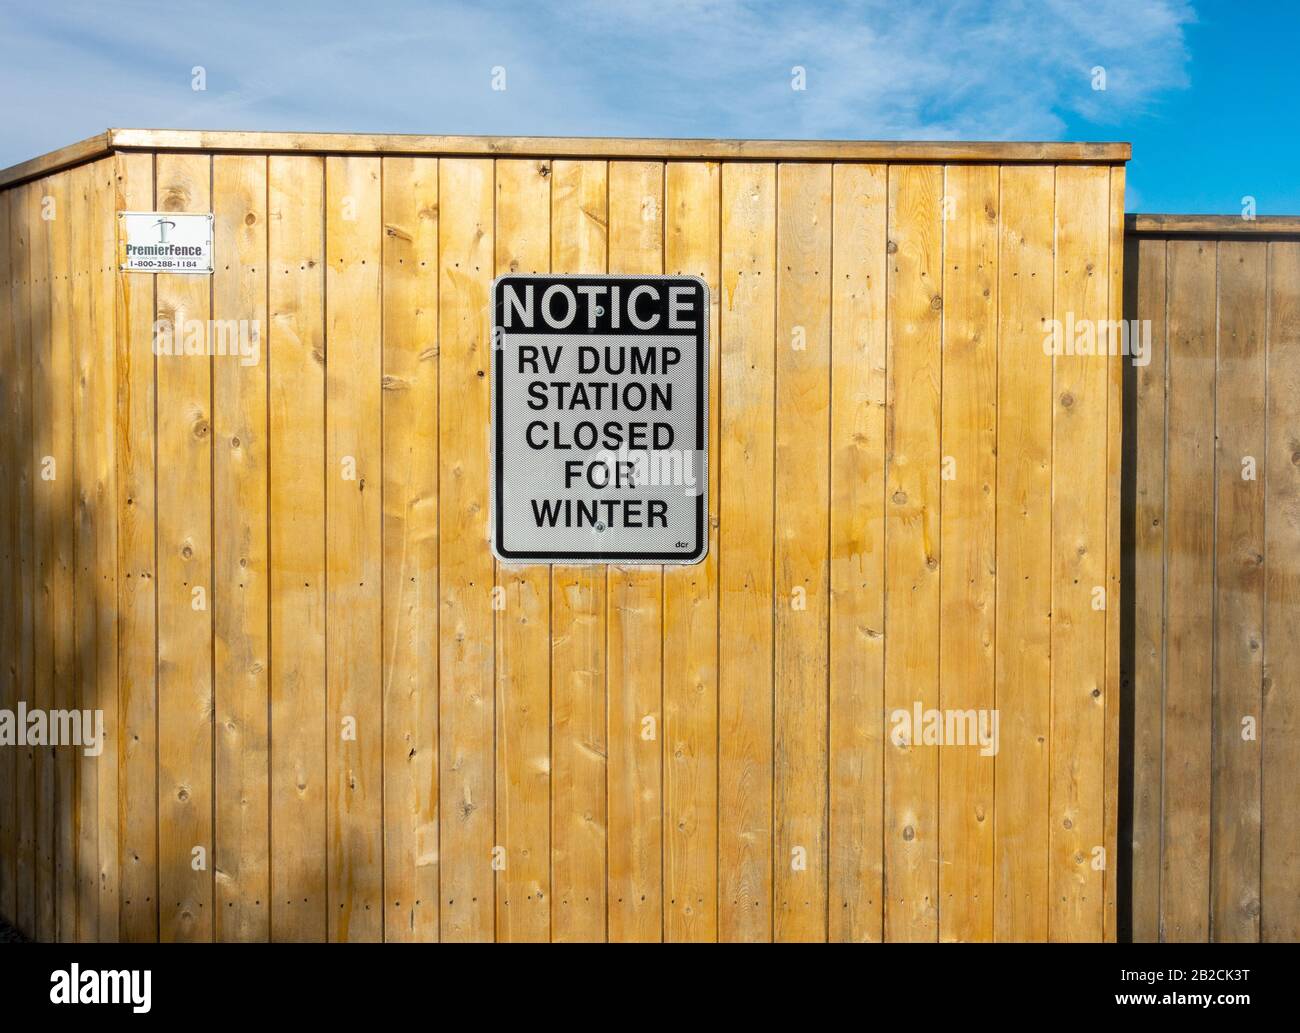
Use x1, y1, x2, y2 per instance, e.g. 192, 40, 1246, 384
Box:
1, 0, 1295, 213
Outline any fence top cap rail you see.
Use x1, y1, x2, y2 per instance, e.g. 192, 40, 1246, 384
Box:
0, 128, 1131, 190
1127, 213, 1300, 237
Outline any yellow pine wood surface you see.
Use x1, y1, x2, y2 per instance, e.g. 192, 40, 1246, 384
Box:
0, 151, 1125, 941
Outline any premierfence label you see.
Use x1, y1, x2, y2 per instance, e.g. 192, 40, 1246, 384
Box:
491, 274, 709, 565
118, 211, 213, 273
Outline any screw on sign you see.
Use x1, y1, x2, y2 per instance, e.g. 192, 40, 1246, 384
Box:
491, 274, 709, 565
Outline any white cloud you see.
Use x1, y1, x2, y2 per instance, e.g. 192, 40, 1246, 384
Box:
0, 0, 1194, 168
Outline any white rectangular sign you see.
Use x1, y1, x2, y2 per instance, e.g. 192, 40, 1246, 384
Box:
492, 274, 709, 565
118, 211, 213, 273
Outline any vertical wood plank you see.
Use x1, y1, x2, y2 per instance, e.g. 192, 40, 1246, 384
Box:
548, 159, 609, 942
154, 153, 213, 942
993, 165, 1054, 942
437, 157, 496, 942
29, 177, 55, 941
938, 163, 998, 942
91, 157, 121, 941
606, 160, 665, 942
70, 161, 98, 941
14, 185, 37, 939
883, 164, 942, 942
828, 163, 886, 943
663, 160, 720, 943
324, 155, 383, 941
1211, 240, 1266, 942
493, 158, 552, 942
48, 170, 77, 944
773, 161, 831, 942
380, 156, 439, 943
0, 181, 14, 925
114, 152, 157, 942
12, 186, 37, 938
1160, 238, 1215, 942
212, 154, 270, 941
1049, 165, 1109, 942
7, 188, 28, 937
1102, 166, 1125, 942
1262, 240, 1300, 942
718, 162, 775, 943
267, 155, 327, 941
1129, 237, 1167, 944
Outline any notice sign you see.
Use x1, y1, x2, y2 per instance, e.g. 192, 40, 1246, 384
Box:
492, 274, 708, 565
118, 211, 213, 273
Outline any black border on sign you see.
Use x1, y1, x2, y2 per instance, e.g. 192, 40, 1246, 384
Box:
491, 273, 709, 565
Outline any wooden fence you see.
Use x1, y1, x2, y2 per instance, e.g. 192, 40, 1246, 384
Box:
0, 131, 1128, 941
1123, 214, 1300, 942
